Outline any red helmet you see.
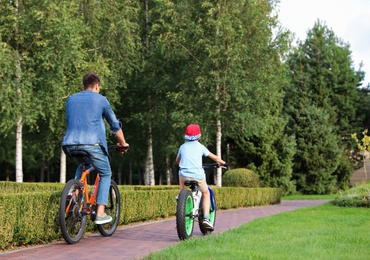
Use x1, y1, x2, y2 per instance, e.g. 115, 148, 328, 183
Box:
185, 124, 201, 141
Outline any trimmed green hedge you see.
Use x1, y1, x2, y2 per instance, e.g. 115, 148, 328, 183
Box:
0, 182, 281, 250
0, 181, 64, 194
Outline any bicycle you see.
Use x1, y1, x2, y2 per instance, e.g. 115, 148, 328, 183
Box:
59, 145, 127, 244
176, 163, 228, 240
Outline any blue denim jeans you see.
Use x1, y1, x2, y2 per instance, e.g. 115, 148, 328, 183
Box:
64, 144, 112, 206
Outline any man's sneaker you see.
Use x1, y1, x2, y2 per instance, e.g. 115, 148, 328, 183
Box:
94, 213, 112, 225
202, 218, 214, 229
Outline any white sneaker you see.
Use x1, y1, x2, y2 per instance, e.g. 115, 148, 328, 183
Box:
202, 218, 213, 229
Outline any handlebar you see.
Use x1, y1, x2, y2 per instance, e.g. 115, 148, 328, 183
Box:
202, 163, 228, 169
108, 145, 130, 153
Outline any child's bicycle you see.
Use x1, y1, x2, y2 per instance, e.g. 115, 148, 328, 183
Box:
59, 145, 127, 244
176, 163, 228, 240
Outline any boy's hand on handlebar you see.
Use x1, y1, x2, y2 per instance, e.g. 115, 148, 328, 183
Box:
218, 161, 228, 169
217, 160, 226, 167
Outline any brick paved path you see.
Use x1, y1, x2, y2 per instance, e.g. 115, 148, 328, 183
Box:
0, 200, 330, 260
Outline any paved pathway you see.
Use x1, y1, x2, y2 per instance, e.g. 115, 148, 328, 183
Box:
0, 200, 330, 260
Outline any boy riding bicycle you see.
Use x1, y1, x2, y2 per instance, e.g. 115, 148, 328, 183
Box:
176, 124, 226, 229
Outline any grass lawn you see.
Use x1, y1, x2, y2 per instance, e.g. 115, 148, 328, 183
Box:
143, 197, 370, 259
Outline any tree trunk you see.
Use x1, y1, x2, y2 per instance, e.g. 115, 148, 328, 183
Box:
214, 82, 223, 187
117, 165, 122, 185
40, 157, 45, 182
14, 1, 23, 183
215, 116, 222, 187
144, 125, 155, 185
129, 162, 133, 185
143, 1, 155, 186
166, 156, 172, 185
6, 164, 10, 181
15, 117, 23, 182
60, 147, 66, 183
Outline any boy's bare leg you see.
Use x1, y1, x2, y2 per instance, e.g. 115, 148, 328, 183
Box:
179, 178, 185, 190
202, 188, 210, 216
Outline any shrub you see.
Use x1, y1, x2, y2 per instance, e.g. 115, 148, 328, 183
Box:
333, 181, 370, 207
223, 168, 259, 188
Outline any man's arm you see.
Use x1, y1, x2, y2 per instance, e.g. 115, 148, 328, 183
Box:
115, 129, 129, 153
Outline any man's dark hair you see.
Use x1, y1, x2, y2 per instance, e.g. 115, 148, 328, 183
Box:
83, 73, 100, 89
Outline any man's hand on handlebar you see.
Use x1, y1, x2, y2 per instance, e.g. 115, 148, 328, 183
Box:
117, 143, 130, 154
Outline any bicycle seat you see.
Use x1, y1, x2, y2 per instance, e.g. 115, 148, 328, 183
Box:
184, 180, 199, 187
69, 150, 89, 158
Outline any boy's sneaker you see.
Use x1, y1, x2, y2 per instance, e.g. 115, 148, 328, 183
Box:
94, 213, 112, 225
202, 218, 214, 229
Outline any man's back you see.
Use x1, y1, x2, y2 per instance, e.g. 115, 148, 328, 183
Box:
62, 90, 108, 150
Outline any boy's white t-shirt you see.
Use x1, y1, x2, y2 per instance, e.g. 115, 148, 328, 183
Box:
177, 140, 210, 180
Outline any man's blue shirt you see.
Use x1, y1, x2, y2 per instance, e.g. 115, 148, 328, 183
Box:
62, 90, 121, 154
177, 140, 210, 180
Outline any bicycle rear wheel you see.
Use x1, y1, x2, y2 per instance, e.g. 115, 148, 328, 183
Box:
97, 180, 121, 236
59, 179, 87, 244
199, 188, 216, 235
176, 189, 194, 240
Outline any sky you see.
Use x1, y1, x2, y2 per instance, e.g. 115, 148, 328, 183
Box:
276, 0, 370, 87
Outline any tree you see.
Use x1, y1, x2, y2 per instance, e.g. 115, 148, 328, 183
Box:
148, 0, 293, 188
291, 105, 341, 194
284, 20, 363, 193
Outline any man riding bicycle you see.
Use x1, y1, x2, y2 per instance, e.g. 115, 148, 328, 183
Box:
62, 72, 129, 225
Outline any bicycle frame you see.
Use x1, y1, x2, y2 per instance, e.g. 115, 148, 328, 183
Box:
189, 187, 202, 218
63, 165, 96, 215
80, 165, 98, 215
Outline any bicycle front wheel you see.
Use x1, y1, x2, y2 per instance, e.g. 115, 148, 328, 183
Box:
59, 179, 87, 244
97, 180, 121, 236
176, 189, 194, 240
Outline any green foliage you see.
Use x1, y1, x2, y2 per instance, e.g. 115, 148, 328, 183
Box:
290, 105, 341, 194
0, 1, 366, 197
149, 0, 292, 185
284, 21, 363, 194
223, 168, 259, 188
333, 182, 370, 207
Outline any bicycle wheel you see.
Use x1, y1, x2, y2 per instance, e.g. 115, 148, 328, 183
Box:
59, 179, 87, 244
198, 189, 216, 235
97, 180, 121, 236
176, 189, 194, 240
